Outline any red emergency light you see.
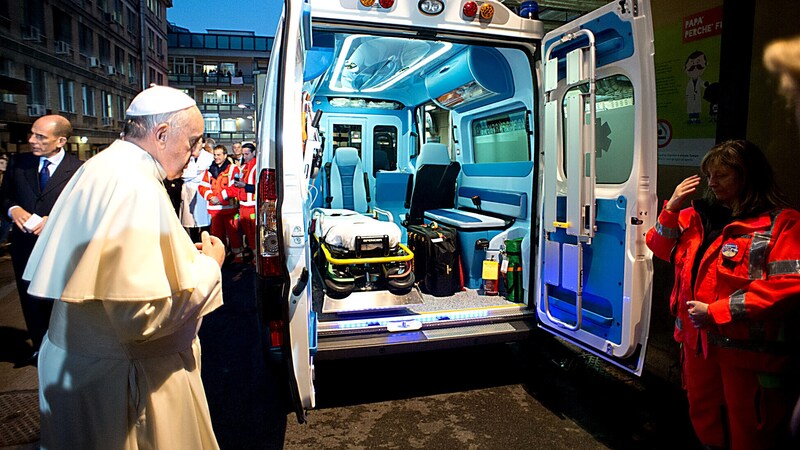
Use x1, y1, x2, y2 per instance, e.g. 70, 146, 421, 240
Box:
463, 1, 478, 17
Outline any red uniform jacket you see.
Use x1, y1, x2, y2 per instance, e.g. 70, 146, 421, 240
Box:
198, 160, 237, 212
646, 202, 800, 370
232, 158, 257, 209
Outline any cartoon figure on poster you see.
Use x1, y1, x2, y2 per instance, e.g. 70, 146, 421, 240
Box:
684, 50, 709, 124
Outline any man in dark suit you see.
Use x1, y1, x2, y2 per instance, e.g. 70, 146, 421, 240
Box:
2, 115, 82, 366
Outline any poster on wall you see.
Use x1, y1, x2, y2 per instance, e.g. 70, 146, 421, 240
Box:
654, 3, 723, 166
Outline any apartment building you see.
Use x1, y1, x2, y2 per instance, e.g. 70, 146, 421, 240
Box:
167, 24, 272, 148
0, 0, 172, 159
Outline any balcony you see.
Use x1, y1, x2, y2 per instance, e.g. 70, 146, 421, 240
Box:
204, 131, 257, 142
169, 74, 255, 87
199, 103, 255, 117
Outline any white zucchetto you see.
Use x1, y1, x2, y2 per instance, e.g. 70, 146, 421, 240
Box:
126, 85, 196, 117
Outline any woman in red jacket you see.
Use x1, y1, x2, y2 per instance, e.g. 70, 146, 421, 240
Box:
647, 140, 800, 450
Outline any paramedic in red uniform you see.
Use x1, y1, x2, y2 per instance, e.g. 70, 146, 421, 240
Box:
646, 139, 800, 449
199, 144, 243, 263
231, 142, 257, 258
764, 33, 800, 444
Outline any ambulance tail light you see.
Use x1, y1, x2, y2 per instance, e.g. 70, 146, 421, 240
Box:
257, 168, 282, 277
268, 320, 284, 348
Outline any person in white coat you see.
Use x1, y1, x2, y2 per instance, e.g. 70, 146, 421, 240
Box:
181, 138, 214, 242
23, 85, 226, 450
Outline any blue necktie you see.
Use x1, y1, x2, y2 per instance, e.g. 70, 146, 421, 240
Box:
39, 159, 51, 192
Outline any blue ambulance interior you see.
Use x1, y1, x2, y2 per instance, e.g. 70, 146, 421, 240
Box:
302, 20, 641, 363
306, 29, 534, 291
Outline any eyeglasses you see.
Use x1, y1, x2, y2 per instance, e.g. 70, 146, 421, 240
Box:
686, 64, 705, 71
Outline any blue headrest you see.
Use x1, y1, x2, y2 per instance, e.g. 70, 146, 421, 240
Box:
417, 143, 450, 167
334, 147, 360, 167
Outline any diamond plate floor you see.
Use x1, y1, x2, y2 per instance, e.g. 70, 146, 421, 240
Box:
0, 390, 39, 446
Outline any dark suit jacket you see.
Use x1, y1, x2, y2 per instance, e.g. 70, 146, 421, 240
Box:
2, 151, 83, 275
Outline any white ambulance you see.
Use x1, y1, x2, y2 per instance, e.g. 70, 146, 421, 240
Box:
256, 0, 657, 422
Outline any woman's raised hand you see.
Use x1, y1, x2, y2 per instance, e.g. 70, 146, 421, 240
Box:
666, 175, 701, 212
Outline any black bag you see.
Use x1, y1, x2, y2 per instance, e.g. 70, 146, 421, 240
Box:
407, 223, 461, 296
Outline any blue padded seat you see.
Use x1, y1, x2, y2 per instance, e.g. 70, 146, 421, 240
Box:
329, 147, 368, 213
424, 209, 506, 230
424, 187, 527, 289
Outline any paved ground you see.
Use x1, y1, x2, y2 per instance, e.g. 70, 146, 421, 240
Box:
0, 255, 702, 450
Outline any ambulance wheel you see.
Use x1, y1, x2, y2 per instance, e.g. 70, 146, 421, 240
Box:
386, 268, 415, 293
325, 277, 354, 298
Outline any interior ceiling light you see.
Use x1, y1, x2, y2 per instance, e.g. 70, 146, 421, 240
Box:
328, 35, 452, 94
462, 1, 478, 18
418, 0, 444, 15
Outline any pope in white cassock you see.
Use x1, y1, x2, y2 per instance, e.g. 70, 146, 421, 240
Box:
23, 86, 227, 449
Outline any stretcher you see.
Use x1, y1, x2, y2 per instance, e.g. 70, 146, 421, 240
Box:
312, 208, 415, 298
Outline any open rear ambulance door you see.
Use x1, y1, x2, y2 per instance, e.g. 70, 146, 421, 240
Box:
261, 0, 315, 422
536, 0, 657, 375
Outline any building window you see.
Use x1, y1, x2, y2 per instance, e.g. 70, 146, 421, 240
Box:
118, 96, 127, 118
148, 68, 156, 85
115, 46, 125, 74
98, 36, 111, 65
58, 78, 75, 113
79, 25, 93, 56
82, 84, 95, 116
0, 58, 14, 103
128, 54, 136, 80
156, 36, 163, 58
53, 9, 72, 43
147, 28, 155, 51
101, 91, 113, 118
22, 0, 45, 31
171, 57, 195, 75
112, 0, 123, 22
203, 114, 220, 133
203, 90, 236, 105
219, 63, 235, 77
221, 118, 237, 132
25, 66, 46, 106
126, 8, 136, 33
157, 73, 163, 85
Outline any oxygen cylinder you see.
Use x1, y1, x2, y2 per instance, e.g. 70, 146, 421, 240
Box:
504, 238, 524, 302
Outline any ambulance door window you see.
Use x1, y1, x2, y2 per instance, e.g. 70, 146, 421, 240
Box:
561, 75, 634, 184
372, 125, 397, 175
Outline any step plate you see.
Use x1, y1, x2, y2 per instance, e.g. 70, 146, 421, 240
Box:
423, 322, 517, 339
322, 286, 425, 314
